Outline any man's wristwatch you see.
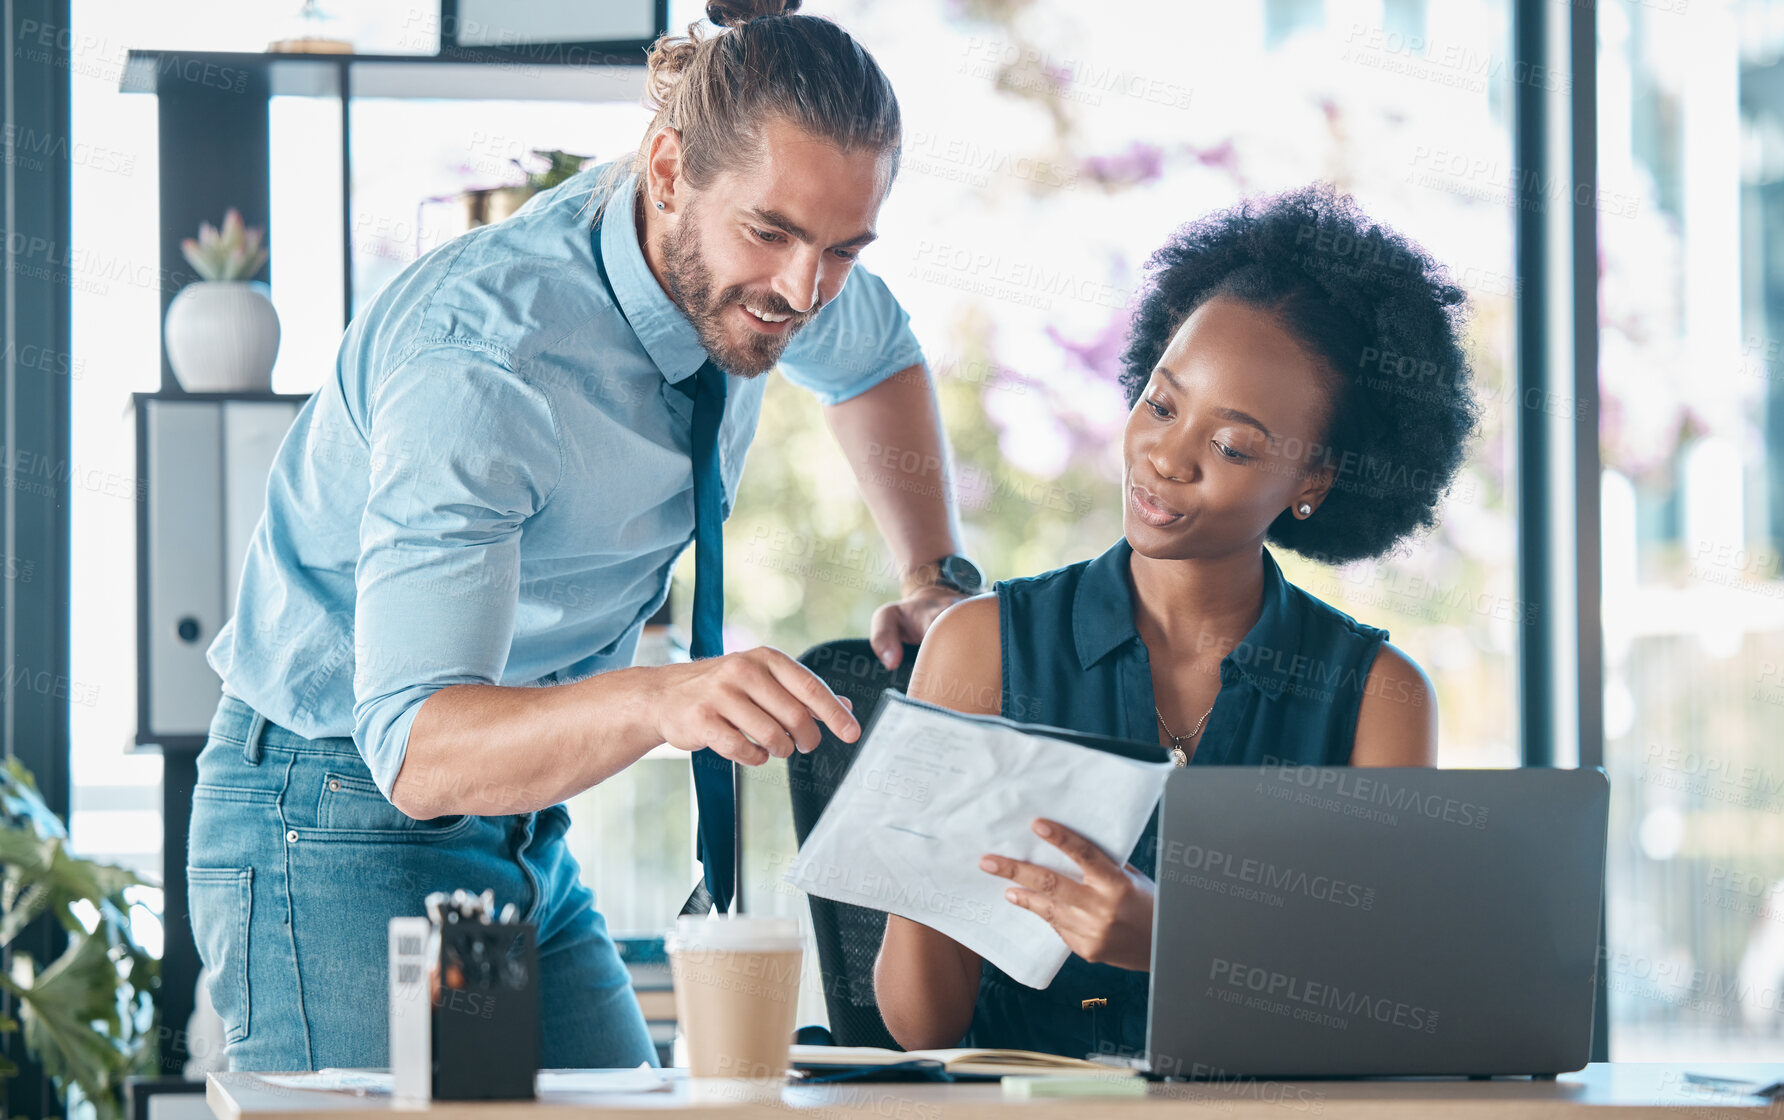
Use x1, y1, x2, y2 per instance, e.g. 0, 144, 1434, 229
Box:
903, 553, 985, 597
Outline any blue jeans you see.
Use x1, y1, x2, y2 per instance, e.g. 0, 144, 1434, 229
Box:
186, 695, 656, 1071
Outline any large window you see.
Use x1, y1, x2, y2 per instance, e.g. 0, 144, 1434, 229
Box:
1598, 0, 1784, 1062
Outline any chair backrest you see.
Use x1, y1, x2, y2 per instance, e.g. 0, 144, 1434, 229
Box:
788, 638, 921, 1048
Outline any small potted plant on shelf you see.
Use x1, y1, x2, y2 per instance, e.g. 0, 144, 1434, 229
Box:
165, 208, 280, 393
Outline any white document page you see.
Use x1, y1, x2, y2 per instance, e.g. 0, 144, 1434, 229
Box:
786, 694, 1174, 989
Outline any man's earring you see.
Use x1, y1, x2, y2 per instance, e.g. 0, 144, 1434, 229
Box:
1297, 502, 1312, 518
654, 200, 665, 211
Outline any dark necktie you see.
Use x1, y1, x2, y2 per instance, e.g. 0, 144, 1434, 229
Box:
679, 359, 738, 915
588, 211, 738, 915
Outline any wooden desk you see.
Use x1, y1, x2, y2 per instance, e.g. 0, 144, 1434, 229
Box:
209, 1065, 1784, 1119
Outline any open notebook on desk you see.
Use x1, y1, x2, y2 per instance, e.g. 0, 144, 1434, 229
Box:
790, 1044, 1137, 1079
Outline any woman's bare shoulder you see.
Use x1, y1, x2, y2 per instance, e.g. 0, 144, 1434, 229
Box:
1352, 640, 1437, 766
906, 593, 1003, 717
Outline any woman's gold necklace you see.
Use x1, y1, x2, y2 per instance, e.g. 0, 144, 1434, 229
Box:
1156, 702, 1216, 767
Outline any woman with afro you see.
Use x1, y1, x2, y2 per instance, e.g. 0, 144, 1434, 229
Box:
873, 183, 1482, 1058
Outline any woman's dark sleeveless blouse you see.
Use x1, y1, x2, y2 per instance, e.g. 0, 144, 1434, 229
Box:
957, 536, 1389, 1061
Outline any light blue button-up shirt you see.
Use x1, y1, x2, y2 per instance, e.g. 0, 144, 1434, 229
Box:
208, 166, 924, 798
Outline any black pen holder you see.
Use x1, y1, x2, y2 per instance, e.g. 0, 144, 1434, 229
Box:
390, 889, 540, 1101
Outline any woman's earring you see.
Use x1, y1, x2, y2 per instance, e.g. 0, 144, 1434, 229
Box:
1297, 503, 1312, 518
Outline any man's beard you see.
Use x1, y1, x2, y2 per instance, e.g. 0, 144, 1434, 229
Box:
660, 211, 821, 377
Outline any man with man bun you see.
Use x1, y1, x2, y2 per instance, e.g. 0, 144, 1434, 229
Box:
188, 0, 979, 1070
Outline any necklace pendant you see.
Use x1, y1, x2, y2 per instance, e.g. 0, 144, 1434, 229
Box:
1170, 744, 1189, 767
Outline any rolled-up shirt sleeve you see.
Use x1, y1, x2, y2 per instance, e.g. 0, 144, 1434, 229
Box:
351, 343, 562, 800
777, 263, 925, 406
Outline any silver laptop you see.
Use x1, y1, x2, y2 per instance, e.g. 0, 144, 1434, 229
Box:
1142, 765, 1609, 1079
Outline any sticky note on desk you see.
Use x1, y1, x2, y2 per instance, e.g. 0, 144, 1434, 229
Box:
1002, 1075, 1148, 1099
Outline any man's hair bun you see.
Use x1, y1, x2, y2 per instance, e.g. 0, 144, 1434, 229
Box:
705, 0, 802, 27
613, 0, 898, 225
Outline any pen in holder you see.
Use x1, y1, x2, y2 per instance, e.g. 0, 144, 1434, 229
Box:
389, 889, 539, 1101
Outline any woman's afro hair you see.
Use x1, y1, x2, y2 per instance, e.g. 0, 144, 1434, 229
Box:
1119, 183, 1481, 564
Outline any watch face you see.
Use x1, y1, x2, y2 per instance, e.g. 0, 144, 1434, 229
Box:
940, 555, 984, 594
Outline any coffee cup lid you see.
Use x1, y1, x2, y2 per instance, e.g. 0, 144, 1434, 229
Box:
666, 914, 803, 952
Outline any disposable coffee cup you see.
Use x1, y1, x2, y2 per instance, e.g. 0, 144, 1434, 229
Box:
666, 915, 804, 1082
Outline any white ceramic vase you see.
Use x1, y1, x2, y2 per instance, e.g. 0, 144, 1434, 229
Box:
164, 280, 281, 393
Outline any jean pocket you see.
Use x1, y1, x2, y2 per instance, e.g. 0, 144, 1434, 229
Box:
188, 866, 253, 1044
315, 770, 418, 831
305, 768, 476, 842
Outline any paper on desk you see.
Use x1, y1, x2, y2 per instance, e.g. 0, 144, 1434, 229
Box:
537, 1066, 672, 1094
254, 1067, 671, 1097
785, 694, 1173, 988
255, 1070, 392, 1095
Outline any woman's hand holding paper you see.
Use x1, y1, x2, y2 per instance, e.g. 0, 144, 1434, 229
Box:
980, 818, 1156, 973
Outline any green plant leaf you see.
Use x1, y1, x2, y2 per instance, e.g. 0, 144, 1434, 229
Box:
0, 880, 54, 945
0, 759, 67, 839
1, 758, 158, 1120
180, 209, 268, 282
14, 936, 135, 1120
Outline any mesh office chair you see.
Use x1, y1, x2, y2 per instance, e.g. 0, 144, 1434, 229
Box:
788, 638, 922, 1049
